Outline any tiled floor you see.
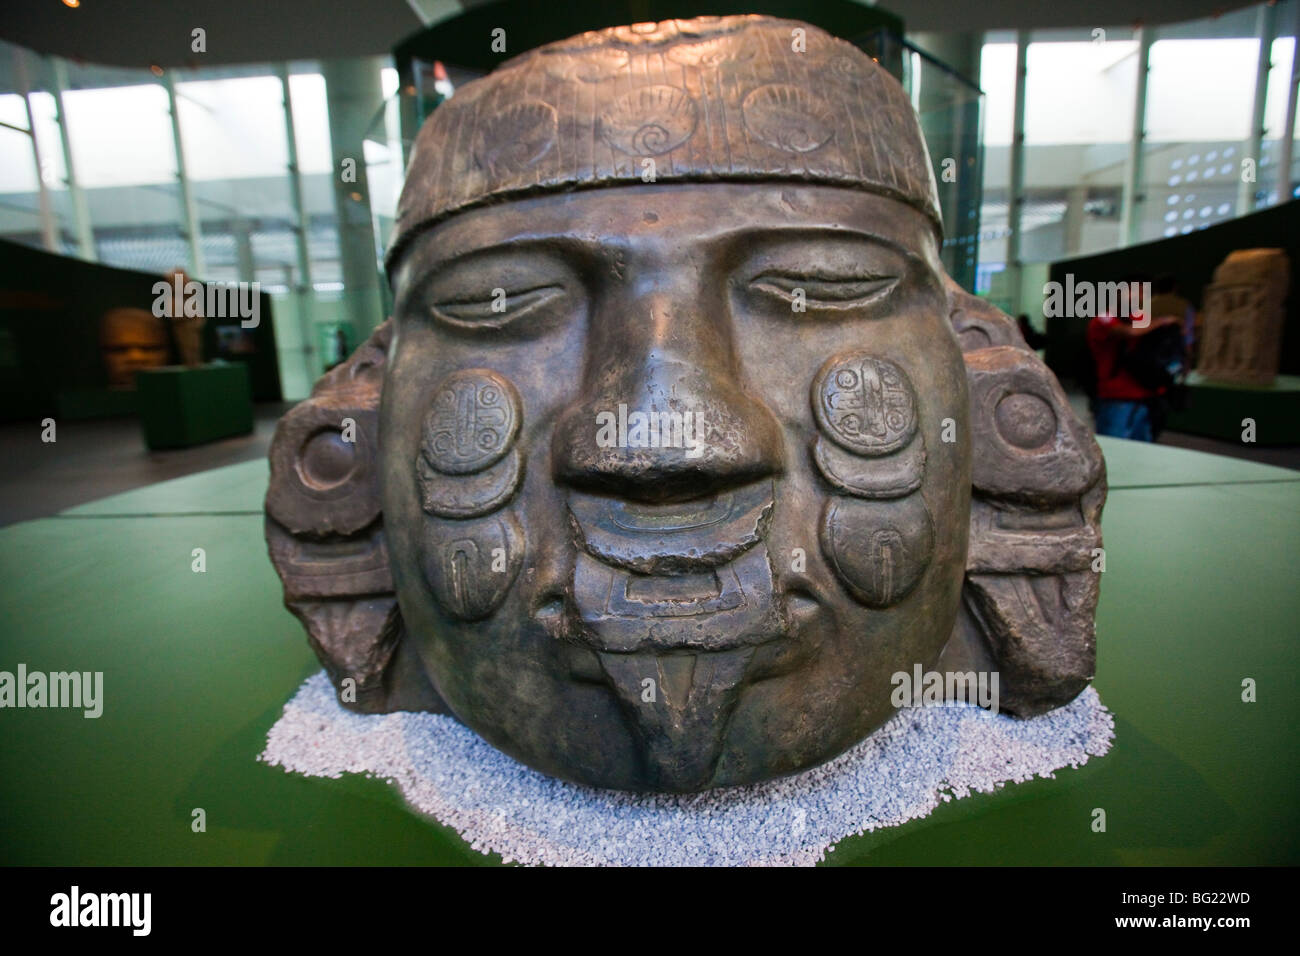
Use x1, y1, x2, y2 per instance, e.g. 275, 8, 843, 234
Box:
0, 404, 289, 527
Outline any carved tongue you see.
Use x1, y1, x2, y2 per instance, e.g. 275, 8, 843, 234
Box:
570, 531, 782, 789
596, 646, 755, 792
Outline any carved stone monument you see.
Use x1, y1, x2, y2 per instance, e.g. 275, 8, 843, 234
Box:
1196, 248, 1290, 386
265, 15, 1107, 792
164, 268, 206, 367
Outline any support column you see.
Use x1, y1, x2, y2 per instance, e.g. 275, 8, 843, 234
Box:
163, 71, 206, 277
1006, 31, 1028, 314
910, 31, 984, 292
232, 215, 256, 283
50, 58, 94, 260
1062, 183, 1089, 258
14, 50, 57, 253
1279, 2, 1300, 201
1239, 2, 1278, 214
1120, 28, 1151, 246
322, 57, 387, 343
279, 64, 319, 379
1279, 0, 1300, 202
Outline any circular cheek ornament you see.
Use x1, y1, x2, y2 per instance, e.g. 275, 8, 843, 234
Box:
809, 350, 936, 607
413, 368, 527, 622
814, 353, 918, 456
264, 14, 1108, 794
420, 368, 520, 475
415, 369, 524, 521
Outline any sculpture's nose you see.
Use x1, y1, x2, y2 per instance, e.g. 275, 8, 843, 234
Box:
552, 270, 783, 502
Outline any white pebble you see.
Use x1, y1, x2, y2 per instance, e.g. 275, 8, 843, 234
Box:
260, 671, 1114, 866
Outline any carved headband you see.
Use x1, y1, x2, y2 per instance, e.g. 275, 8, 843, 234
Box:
386, 14, 944, 272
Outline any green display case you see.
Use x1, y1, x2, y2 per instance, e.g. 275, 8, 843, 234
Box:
1164, 372, 1300, 445
136, 363, 254, 450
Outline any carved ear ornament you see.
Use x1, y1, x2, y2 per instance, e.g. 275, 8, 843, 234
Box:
264, 320, 444, 714
942, 282, 1107, 716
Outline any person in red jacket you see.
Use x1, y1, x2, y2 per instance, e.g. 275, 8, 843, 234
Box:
1086, 282, 1180, 441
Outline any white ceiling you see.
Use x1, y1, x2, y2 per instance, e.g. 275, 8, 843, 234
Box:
0, 0, 1266, 69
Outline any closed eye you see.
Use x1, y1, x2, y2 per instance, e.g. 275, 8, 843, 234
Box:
750, 271, 899, 310
431, 284, 565, 329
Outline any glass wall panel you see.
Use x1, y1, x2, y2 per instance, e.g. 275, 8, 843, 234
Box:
1, 2, 1293, 399
1018, 29, 1136, 266
0, 121, 43, 244
1262, 33, 1297, 203
1137, 5, 1263, 242
176, 73, 296, 285
59, 61, 187, 273
0, 44, 80, 255
287, 69, 341, 291
0, 92, 39, 198
273, 67, 344, 396
362, 65, 405, 268
860, 31, 984, 293
975, 38, 1015, 297
26, 90, 79, 254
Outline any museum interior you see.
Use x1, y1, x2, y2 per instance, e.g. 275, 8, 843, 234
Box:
2, 0, 1298, 520
0, 0, 1296, 873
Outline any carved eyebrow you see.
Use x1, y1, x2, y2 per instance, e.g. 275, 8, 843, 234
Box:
414, 235, 600, 276
410, 221, 923, 277
733, 225, 923, 266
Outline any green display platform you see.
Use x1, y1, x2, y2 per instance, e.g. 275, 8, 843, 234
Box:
1165, 372, 1300, 445
1, 438, 1297, 865
136, 363, 254, 450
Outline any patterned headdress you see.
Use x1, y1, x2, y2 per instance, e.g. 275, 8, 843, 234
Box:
387, 15, 942, 271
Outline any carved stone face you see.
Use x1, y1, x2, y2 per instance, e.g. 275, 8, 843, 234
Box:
380, 182, 969, 790
265, 14, 1105, 795
100, 308, 169, 390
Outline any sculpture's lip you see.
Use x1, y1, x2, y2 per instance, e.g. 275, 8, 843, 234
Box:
566, 541, 787, 654
566, 480, 773, 574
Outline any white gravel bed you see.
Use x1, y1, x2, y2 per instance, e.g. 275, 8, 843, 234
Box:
261, 670, 1114, 866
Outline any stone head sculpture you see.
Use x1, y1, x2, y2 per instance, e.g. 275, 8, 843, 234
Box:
266, 15, 1106, 793
100, 307, 170, 389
